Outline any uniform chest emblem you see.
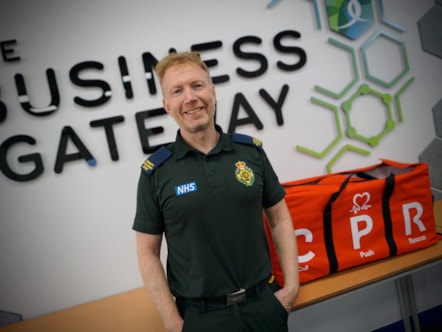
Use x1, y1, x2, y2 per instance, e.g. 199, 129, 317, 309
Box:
235, 161, 255, 187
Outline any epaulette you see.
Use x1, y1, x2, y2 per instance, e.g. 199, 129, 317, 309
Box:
231, 133, 263, 150
141, 146, 173, 175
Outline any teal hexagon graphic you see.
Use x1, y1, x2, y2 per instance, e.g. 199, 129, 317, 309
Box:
361, 31, 410, 88
298, 0, 416, 174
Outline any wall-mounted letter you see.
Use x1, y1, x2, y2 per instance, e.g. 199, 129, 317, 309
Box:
14, 69, 59, 117
54, 126, 96, 173
0, 39, 20, 62
259, 84, 289, 126
69, 61, 112, 107
90, 116, 125, 161
192, 41, 229, 84
118, 56, 133, 99
233, 36, 268, 78
228, 93, 263, 132
0, 135, 44, 182
0, 88, 7, 123
141, 52, 159, 95
135, 108, 171, 154
274, 30, 307, 71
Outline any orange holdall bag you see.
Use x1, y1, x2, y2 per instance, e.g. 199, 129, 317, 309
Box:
265, 159, 438, 286
265, 173, 354, 284
365, 159, 438, 255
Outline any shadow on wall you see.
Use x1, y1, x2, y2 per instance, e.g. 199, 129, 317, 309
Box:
417, 3, 442, 200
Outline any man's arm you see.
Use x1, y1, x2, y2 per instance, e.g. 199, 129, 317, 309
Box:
136, 231, 184, 332
264, 199, 300, 312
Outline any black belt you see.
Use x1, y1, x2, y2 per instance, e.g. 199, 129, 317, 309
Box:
186, 277, 269, 306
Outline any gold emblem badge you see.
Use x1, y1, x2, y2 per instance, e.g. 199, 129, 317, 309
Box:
235, 161, 255, 186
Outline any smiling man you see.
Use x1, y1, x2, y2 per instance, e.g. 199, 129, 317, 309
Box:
133, 51, 299, 332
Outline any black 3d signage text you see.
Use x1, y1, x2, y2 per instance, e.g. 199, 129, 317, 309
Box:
0, 30, 307, 182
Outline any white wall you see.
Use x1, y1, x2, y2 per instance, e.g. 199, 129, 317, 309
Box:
0, 0, 440, 323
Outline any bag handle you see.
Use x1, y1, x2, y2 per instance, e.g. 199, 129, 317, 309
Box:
285, 171, 376, 188
323, 174, 353, 273
382, 174, 397, 257
284, 173, 356, 188
323, 173, 396, 274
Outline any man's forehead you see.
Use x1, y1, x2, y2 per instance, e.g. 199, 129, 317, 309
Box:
165, 62, 204, 76
163, 63, 209, 85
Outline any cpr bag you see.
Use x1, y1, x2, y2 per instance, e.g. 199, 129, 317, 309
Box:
265, 159, 438, 285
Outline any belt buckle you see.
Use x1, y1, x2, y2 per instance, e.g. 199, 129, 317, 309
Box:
227, 288, 246, 305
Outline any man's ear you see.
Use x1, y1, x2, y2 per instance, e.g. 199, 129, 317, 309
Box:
163, 99, 172, 117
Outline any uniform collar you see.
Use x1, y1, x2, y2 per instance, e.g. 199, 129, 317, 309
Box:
173, 125, 234, 159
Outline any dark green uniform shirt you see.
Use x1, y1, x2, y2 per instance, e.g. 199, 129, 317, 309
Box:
133, 127, 285, 299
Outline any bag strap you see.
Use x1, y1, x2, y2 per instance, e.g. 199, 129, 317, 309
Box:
323, 175, 353, 274
323, 173, 397, 274
355, 171, 376, 180
382, 174, 397, 256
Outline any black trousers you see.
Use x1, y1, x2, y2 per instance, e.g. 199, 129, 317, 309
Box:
177, 285, 289, 332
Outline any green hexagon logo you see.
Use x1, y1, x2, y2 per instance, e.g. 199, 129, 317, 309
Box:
325, 0, 375, 40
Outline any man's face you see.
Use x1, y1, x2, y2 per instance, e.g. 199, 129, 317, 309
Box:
161, 62, 216, 134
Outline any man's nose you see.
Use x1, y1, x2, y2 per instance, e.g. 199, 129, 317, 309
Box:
183, 88, 197, 103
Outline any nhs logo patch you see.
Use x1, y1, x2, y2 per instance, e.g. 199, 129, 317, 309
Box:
175, 182, 198, 196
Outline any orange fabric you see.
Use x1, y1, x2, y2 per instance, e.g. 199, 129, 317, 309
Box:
265, 159, 438, 285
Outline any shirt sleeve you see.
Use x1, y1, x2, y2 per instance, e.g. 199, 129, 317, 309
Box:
132, 172, 164, 234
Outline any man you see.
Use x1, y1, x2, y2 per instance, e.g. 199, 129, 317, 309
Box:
133, 51, 299, 332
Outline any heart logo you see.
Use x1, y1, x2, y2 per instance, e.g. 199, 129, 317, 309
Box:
350, 192, 372, 214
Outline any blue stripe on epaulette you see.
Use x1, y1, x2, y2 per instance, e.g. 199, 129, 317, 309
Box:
232, 133, 263, 149
141, 146, 173, 175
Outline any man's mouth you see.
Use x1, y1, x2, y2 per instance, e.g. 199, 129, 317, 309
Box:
185, 107, 203, 115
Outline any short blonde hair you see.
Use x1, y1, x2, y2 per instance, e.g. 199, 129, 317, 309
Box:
155, 51, 211, 87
